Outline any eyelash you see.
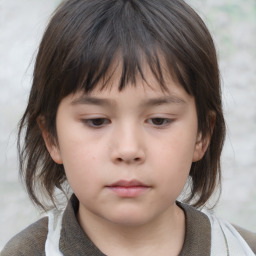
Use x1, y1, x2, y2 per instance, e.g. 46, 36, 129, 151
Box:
81, 117, 173, 128
148, 118, 172, 127
82, 118, 111, 128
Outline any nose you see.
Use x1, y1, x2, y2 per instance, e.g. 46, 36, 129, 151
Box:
110, 125, 146, 165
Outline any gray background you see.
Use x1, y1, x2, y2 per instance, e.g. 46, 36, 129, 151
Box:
0, 0, 256, 249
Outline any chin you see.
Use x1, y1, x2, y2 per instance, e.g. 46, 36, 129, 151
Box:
104, 209, 154, 227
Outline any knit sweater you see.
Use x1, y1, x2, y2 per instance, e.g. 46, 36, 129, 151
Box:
1, 195, 256, 255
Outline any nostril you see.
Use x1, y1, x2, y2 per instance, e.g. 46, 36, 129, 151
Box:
116, 157, 141, 163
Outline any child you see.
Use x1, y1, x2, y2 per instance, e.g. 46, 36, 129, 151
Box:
2, 0, 256, 255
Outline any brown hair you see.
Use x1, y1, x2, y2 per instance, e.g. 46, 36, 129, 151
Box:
18, 0, 226, 210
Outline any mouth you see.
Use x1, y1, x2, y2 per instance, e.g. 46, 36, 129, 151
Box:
106, 179, 151, 198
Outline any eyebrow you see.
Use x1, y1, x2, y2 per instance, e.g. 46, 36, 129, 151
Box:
71, 96, 115, 107
141, 96, 187, 107
71, 95, 186, 107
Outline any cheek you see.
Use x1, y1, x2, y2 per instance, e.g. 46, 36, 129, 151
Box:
57, 123, 101, 167
151, 131, 196, 195
154, 154, 191, 204
59, 141, 104, 190
157, 131, 196, 169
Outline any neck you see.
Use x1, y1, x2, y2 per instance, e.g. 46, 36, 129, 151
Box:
77, 203, 185, 256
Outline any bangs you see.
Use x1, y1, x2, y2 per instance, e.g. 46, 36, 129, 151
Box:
52, 0, 194, 97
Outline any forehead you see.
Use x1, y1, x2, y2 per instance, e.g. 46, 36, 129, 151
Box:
69, 63, 193, 108
79, 56, 180, 95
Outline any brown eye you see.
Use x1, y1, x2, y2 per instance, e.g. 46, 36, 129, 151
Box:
147, 118, 173, 128
151, 118, 168, 125
83, 118, 110, 128
91, 118, 105, 126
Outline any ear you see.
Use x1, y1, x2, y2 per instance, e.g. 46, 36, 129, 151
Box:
37, 117, 63, 164
192, 132, 210, 162
193, 111, 216, 162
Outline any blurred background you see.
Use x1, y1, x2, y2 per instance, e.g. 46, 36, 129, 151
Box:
0, 0, 256, 249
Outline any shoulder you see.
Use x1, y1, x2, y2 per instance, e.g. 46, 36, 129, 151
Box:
233, 225, 256, 254
177, 202, 212, 256
1, 217, 48, 256
204, 210, 256, 254
178, 202, 256, 255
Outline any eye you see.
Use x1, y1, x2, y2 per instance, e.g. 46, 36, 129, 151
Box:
148, 118, 172, 127
82, 118, 110, 128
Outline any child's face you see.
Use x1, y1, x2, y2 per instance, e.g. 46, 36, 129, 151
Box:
45, 68, 207, 226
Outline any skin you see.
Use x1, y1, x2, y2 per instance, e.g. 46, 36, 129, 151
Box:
42, 68, 210, 255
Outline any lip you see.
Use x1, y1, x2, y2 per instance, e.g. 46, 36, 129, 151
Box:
106, 179, 150, 198
109, 179, 148, 187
